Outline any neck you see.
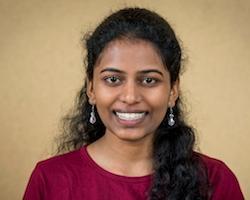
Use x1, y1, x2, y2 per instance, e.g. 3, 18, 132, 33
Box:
87, 132, 154, 176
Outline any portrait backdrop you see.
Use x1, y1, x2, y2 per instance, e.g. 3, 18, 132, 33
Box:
0, 0, 249, 199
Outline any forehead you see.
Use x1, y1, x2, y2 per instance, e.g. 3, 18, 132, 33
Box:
94, 39, 167, 73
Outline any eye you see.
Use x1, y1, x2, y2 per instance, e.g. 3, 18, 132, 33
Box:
142, 77, 157, 85
104, 76, 121, 85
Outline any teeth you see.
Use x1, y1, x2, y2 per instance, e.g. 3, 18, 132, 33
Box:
116, 112, 146, 121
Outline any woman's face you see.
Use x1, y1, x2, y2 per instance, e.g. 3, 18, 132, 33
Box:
87, 39, 179, 143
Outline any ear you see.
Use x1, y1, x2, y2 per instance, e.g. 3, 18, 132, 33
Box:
86, 79, 96, 105
168, 79, 179, 108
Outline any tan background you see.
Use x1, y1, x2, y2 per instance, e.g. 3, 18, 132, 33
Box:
0, 0, 249, 199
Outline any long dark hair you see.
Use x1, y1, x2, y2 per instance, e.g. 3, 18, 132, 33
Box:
57, 7, 210, 200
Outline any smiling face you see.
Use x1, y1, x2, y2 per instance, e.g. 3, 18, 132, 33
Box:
87, 39, 179, 144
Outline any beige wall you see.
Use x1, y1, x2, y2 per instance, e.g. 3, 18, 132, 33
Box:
0, 0, 249, 199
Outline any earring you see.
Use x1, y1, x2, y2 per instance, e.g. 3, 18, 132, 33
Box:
168, 107, 175, 126
89, 105, 96, 124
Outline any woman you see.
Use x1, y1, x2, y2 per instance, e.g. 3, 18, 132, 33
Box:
24, 7, 244, 200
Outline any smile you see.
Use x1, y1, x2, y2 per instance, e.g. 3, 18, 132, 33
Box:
115, 112, 146, 121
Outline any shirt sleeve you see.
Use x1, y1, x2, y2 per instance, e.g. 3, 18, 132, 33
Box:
209, 161, 244, 200
23, 164, 45, 200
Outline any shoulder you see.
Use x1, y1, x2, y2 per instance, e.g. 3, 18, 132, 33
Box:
37, 148, 83, 170
197, 153, 244, 199
198, 153, 237, 183
33, 147, 86, 179
23, 148, 87, 199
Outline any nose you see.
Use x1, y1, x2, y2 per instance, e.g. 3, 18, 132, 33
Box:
119, 80, 142, 104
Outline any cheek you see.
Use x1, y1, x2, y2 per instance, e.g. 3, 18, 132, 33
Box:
93, 88, 119, 120
93, 81, 117, 105
145, 87, 170, 108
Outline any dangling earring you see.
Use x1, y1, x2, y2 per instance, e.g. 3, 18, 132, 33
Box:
89, 105, 96, 124
168, 107, 175, 126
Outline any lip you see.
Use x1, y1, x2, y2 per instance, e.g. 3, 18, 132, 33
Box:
113, 110, 148, 127
113, 109, 148, 113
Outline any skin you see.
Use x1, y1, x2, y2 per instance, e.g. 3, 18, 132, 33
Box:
87, 39, 179, 176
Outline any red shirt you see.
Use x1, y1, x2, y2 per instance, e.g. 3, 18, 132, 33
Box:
23, 146, 244, 200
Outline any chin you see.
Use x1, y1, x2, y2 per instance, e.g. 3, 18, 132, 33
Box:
112, 128, 154, 143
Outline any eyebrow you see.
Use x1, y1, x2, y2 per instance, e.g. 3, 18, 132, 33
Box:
100, 68, 125, 74
100, 67, 164, 77
139, 69, 163, 77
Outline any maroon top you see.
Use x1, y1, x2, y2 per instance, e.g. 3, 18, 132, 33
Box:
23, 146, 244, 200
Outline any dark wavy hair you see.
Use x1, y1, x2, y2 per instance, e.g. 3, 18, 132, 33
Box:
57, 7, 210, 200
